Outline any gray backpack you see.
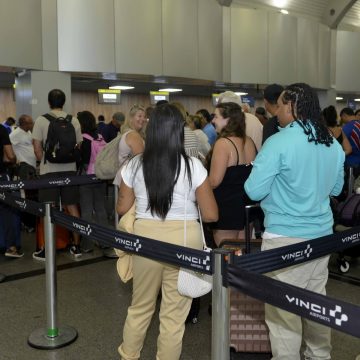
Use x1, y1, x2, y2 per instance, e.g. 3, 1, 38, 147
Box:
94, 134, 122, 179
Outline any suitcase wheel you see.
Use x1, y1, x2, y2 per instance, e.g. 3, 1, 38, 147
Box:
339, 259, 350, 273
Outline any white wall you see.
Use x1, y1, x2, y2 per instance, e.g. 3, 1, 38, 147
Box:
57, 0, 115, 72
0, 0, 42, 69
228, 6, 331, 89
268, 12, 297, 85
114, 0, 162, 75
230, 8, 268, 84
336, 30, 360, 92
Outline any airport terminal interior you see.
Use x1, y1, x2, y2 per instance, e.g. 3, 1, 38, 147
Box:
1, 0, 360, 359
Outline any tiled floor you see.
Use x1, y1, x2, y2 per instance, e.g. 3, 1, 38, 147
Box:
0, 231, 359, 360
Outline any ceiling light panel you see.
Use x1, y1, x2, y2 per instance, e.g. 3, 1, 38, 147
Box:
109, 85, 134, 90
159, 88, 182, 92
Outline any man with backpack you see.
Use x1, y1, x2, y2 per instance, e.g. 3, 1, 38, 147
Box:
32, 89, 83, 260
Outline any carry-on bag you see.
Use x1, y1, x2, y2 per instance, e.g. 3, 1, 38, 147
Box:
220, 204, 271, 354
36, 214, 71, 250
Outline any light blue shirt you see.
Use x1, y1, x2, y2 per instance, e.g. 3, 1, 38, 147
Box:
245, 121, 345, 239
202, 123, 217, 146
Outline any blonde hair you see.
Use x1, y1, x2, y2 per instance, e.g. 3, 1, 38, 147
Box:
187, 114, 206, 130
121, 104, 146, 137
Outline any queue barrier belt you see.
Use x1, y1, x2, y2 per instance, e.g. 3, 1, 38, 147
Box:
0, 174, 102, 191
234, 227, 360, 274
227, 265, 360, 338
0, 191, 45, 217
51, 209, 212, 274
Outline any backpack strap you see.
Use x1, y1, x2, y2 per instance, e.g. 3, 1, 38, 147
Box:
82, 133, 94, 141
64, 114, 73, 122
43, 113, 73, 122
43, 113, 57, 122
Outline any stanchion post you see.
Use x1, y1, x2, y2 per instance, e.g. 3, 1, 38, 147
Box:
212, 248, 231, 360
348, 166, 354, 196
45, 202, 58, 337
28, 202, 78, 349
114, 185, 119, 227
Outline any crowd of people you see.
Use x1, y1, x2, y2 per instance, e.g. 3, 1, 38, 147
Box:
0, 83, 357, 359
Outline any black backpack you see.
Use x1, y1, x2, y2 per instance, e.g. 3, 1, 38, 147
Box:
43, 113, 77, 164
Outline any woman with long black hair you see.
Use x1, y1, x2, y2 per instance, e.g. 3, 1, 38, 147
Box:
116, 103, 218, 360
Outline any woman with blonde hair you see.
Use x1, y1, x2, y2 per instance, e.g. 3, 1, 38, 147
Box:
121, 104, 146, 138
113, 105, 146, 186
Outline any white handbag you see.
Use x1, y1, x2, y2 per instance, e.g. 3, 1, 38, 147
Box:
177, 205, 212, 298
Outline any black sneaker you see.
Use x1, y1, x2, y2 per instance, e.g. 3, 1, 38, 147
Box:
69, 245, 82, 258
32, 249, 46, 261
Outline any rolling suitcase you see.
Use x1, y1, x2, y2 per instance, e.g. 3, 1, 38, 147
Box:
36, 213, 71, 250
220, 204, 271, 355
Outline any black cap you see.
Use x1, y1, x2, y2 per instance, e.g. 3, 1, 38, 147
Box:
264, 84, 284, 104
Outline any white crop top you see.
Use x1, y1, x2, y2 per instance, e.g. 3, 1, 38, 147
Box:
121, 155, 207, 220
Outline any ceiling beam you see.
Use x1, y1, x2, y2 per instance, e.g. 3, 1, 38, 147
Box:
216, 0, 232, 7
323, 0, 357, 29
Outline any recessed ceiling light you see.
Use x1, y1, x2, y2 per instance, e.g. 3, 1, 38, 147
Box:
235, 92, 248, 96
273, 0, 287, 8
354, 98, 360, 102
109, 85, 134, 90
159, 88, 182, 92
336, 97, 343, 100
280, 9, 289, 15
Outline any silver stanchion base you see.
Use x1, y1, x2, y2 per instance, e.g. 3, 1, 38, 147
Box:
28, 325, 78, 349
0, 273, 6, 283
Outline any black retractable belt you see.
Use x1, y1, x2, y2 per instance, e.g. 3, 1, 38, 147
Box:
51, 209, 213, 274
227, 265, 360, 338
233, 226, 360, 274
0, 174, 102, 191
0, 191, 45, 217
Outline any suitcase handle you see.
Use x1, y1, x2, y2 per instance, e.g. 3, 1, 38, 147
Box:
245, 204, 262, 254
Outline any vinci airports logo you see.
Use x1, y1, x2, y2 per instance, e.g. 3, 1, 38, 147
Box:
0, 181, 24, 190
115, 237, 142, 252
176, 253, 211, 271
341, 231, 360, 245
48, 178, 71, 186
72, 222, 92, 236
286, 295, 348, 327
15, 199, 27, 210
281, 243, 313, 262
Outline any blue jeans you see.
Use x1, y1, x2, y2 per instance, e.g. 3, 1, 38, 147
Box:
0, 173, 21, 250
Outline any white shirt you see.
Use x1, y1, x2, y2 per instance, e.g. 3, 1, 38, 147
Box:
245, 113, 263, 152
121, 155, 207, 220
9, 127, 37, 168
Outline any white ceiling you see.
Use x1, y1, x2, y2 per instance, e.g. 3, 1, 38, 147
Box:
232, 0, 360, 28
343, 1, 360, 27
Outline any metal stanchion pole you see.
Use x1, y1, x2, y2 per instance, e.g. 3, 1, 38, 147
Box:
212, 249, 231, 360
114, 185, 119, 227
348, 166, 354, 196
28, 203, 78, 349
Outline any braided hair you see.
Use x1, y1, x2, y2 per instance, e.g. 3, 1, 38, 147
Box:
282, 83, 333, 146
